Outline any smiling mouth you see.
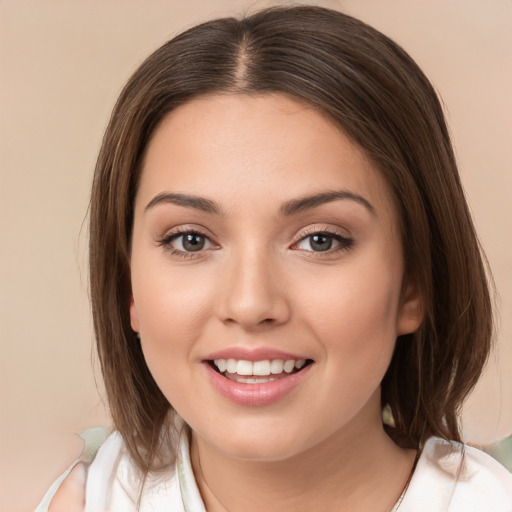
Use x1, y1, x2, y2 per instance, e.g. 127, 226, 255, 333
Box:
209, 358, 313, 384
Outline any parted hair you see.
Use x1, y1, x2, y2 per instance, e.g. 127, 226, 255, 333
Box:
89, 5, 493, 472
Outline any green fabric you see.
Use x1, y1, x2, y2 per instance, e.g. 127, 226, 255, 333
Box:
479, 435, 512, 472
79, 426, 110, 464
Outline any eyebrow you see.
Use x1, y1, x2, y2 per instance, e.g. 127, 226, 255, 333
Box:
144, 190, 375, 216
145, 193, 224, 215
279, 190, 375, 216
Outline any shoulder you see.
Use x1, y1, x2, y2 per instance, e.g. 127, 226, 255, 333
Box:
38, 428, 187, 512
86, 430, 187, 511
400, 436, 512, 512
45, 462, 87, 512
450, 440, 512, 510
35, 427, 111, 512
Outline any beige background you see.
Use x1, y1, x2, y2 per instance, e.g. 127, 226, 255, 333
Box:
0, 1, 510, 510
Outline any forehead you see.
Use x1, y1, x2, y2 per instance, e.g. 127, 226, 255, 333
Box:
138, 93, 397, 225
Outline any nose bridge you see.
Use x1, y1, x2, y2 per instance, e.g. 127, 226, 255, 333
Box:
218, 241, 289, 329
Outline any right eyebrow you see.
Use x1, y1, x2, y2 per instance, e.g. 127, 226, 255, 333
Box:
279, 190, 375, 217
144, 192, 224, 215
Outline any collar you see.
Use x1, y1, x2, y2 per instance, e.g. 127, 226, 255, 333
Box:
176, 426, 207, 512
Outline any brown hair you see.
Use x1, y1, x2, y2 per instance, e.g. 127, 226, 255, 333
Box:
89, 5, 493, 471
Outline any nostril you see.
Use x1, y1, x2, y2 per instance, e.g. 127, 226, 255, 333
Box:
216, 275, 291, 329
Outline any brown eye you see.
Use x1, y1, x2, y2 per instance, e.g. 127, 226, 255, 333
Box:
181, 233, 206, 252
162, 231, 214, 253
309, 234, 333, 252
295, 231, 354, 253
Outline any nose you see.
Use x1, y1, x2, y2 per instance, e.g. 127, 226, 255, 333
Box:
216, 248, 291, 331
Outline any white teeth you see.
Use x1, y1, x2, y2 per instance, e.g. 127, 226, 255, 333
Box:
214, 359, 227, 372
283, 360, 295, 373
234, 375, 280, 384
212, 358, 308, 376
270, 360, 284, 374
236, 360, 253, 375
226, 359, 237, 373
253, 360, 271, 376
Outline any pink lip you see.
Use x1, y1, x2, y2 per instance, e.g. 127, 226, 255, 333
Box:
202, 360, 313, 407
204, 347, 309, 362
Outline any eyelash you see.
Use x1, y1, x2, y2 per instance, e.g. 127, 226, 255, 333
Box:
157, 226, 354, 259
157, 227, 214, 259
293, 227, 354, 255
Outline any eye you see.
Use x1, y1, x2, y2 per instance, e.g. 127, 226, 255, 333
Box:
294, 231, 353, 253
175, 232, 208, 252
159, 230, 215, 255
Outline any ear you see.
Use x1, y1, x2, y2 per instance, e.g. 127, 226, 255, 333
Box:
129, 294, 140, 333
396, 280, 424, 336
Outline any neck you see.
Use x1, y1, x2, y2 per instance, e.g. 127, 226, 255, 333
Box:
190, 409, 416, 512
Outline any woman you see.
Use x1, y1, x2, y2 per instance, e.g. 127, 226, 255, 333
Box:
39, 5, 512, 511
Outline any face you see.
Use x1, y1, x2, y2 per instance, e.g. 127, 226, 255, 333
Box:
129, 93, 422, 461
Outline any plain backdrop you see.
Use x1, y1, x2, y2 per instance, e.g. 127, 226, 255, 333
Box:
1, 1, 511, 510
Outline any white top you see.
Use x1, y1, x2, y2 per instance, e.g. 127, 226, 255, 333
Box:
36, 429, 512, 512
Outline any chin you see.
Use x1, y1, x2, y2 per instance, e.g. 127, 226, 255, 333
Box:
195, 421, 320, 463
220, 439, 303, 462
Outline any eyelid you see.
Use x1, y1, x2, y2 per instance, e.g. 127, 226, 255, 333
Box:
158, 224, 216, 242
157, 225, 219, 258
291, 225, 354, 254
293, 224, 350, 242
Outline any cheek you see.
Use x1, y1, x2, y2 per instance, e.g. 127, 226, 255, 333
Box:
133, 283, 210, 409
132, 254, 213, 332
130, 260, 216, 384
301, 258, 403, 367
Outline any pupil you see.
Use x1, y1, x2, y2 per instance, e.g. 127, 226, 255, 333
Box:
183, 234, 205, 252
311, 234, 332, 252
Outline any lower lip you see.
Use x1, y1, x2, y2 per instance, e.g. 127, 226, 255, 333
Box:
203, 363, 313, 406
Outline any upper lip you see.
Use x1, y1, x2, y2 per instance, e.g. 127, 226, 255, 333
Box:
203, 347, 311, 362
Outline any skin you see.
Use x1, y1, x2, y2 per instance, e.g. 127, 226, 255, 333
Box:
48, 462, 85, 511
127, 93, 423, 511
50, 92, 422, 511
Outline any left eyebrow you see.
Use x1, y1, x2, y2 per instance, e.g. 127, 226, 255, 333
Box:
279, 190, 376, 216
144, 192, 224, 215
